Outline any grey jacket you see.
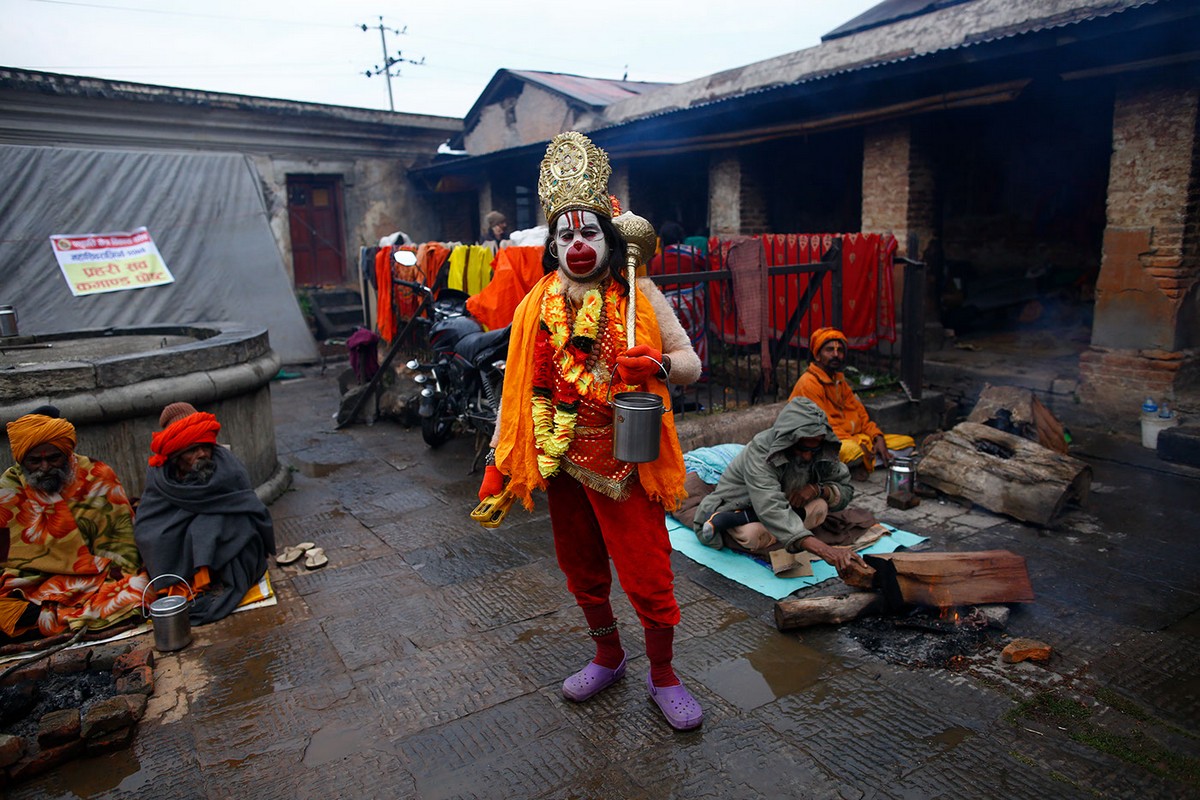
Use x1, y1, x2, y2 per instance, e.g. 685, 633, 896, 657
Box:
691, 397, 853, 551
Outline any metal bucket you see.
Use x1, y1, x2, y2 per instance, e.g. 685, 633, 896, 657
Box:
0, 306, 17, 338
141, 574, 194, 652
612, 391, 666, 463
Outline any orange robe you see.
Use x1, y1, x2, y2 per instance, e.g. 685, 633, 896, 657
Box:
789, 364, 913, 470
495, 274, 686, 511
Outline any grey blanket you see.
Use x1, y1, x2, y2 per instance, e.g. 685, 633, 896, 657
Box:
134, 447, 275, 624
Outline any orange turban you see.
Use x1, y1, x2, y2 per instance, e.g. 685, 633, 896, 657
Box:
6, 414, 76, 465
149, 412, 220, 467
810, 327, 847, 357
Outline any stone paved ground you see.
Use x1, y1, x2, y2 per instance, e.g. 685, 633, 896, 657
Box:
11, 367, 1200, 799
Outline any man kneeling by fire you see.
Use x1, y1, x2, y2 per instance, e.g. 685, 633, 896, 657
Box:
685, 398, 880, 574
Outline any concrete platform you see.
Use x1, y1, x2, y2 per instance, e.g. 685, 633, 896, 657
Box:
10, 367, 1199, 799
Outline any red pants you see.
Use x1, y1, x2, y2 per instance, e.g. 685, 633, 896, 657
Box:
546, 473, 680, 629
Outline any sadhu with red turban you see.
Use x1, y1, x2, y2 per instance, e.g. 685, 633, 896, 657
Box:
1, 411, 146, 640
135, 404, 275, 625
149, 412, 221, 468
789, 327, 915, 472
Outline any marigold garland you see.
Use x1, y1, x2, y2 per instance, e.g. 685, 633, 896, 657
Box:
531, 273, 631, 478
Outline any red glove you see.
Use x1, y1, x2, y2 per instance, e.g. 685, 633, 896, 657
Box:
478, 465, 505, 501
615, 344, 664, 385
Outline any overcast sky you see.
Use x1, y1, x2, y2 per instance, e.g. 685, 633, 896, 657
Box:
2, 0, 882, 118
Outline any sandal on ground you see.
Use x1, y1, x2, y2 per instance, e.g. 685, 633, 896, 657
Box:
276, 542, 315, 565
562, 652, 627, 702
646, 672, 704, 731
303, 547, 329, 570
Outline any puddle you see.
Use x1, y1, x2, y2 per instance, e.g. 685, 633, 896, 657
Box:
701, 637, 832, 710
53, 746, 146, 798
294, 459, 351, 478
926, 725, 974, 752
303, 722, 372, 768
514, 626, 555, 644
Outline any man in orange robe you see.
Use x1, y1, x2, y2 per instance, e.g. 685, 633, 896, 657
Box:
789, 327, 915, 474
478, 132, 705, 730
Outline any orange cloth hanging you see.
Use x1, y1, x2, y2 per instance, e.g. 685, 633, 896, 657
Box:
465, 246, 546, 330
374, 246, 396, 343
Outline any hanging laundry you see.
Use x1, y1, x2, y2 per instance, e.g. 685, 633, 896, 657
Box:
465, 246, 545, 330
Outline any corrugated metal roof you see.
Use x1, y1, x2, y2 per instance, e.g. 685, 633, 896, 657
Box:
823, 0, 975, 41
597, 0, 1161, 130
507, 70, 668, 108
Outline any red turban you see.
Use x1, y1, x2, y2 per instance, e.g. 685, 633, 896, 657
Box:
7, 414, 76, 465
149, 412, 220, 467
810, 327, 847, 357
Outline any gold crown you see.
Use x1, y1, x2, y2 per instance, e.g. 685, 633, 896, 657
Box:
537, 131, 612, 223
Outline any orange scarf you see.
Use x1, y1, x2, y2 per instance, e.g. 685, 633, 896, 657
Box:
149, 412, 220, 467
496, 274, 686, 511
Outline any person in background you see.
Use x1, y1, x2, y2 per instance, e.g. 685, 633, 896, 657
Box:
789, 327, 915, 476
133, 402, 276, 624
479, 131, 705, 731
0, 407, 146, 640
481, 210, 510, 253
691, 397, 864, 571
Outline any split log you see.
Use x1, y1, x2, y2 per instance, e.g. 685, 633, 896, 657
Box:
966, 384, 1069, 454
863, 550, 1034, 608
916, 422, 1090, 525
837, 559, 877, 590
774, 592, 881, 631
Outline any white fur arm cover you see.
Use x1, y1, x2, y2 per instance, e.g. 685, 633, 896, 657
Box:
638, 277, 701, 385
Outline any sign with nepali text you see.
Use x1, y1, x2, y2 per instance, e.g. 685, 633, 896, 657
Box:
49, 227, 174, 297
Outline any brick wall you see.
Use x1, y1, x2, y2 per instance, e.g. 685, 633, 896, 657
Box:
708, 151, 741, 236
1081, 77, 1200, 413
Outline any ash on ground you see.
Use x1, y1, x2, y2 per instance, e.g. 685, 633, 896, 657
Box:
845, 610, 999, 669
0, 669, 117, 740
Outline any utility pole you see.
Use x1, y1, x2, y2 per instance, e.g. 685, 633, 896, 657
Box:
361, 16, 425, 112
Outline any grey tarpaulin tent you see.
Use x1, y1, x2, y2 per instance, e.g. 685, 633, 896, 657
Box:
0, 145, 318, 364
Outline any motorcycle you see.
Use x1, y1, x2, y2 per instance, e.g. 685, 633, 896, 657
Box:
395, 277, 510, 460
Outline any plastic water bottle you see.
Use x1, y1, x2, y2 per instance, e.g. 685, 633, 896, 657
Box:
1159, 403, 1173, 419
1142, 397, 1158, 416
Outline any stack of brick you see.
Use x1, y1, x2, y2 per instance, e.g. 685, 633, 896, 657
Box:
0, 644, 154, 786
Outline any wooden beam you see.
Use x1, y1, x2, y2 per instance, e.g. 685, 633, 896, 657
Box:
864, 550, 1035, 608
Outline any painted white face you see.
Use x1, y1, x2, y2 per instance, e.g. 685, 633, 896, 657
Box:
554, 210, 609, 283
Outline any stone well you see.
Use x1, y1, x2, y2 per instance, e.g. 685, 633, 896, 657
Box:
0, 323, 289, 502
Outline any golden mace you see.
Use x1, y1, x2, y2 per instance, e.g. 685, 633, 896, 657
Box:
612, 211, 656, 348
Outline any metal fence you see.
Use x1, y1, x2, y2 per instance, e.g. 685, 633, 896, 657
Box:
382, 233, 924, 419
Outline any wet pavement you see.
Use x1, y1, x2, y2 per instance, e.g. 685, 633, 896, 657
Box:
11, 366, 1200, 799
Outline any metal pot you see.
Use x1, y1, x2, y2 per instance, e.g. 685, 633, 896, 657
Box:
612, 391, 666, 463
141, 574, 194, 652
0, 306, 17, 338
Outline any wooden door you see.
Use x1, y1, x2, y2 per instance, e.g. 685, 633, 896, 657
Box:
287, 175, 346, 285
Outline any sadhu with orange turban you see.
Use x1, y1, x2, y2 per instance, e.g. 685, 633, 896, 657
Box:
789, 327, 915, 473
1, 410, 146, 640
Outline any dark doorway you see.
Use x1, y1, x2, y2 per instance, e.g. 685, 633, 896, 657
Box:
287, 175, 347, 286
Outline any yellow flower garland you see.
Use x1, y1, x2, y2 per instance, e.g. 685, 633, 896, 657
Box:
531, 274, 629, 477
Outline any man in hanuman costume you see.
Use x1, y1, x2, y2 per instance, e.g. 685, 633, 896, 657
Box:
479, 131, 704, 730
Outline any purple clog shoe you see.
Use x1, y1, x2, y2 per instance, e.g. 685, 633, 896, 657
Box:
646, 672, 704, 730
562, 653, 627, 702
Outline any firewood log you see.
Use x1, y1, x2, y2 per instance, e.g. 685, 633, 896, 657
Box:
774, 592, 881, 631
916, 422, 1090, 525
